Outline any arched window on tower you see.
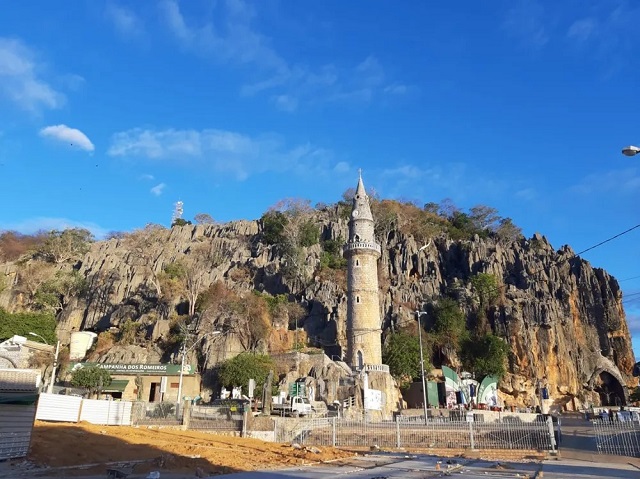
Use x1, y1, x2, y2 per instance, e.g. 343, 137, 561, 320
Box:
355, 259, 360, 267
354, 234, 360, 242
356, 296, 360, 304
357, 350, 364, 370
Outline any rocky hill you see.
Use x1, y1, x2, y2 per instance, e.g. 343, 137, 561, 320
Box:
0, 199, 636, 409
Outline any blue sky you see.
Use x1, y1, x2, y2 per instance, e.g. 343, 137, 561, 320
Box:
0, 1, 638, 357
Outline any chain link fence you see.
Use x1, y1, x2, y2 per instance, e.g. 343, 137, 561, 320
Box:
275, 416, 556, 451
593, 418, 640, 457
130, 401, 244, 432
188, 404, 244, 431
131, 401, 183, 427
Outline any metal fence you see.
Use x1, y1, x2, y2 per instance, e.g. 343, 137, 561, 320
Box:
130, 402, 244, 432
593, 418, 640, 457
275, 416, 556, 451
188, 404, 244, 431
131, 401, 183, 427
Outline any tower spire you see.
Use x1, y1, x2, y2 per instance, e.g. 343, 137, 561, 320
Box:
344, 173, 382, 370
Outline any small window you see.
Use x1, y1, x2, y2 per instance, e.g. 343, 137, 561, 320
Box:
355, 259, 360, 266
356, 296, 360, 304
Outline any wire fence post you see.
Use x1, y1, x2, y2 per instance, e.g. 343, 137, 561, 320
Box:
241, 409, 248, 438
546, 416, 556, 452
332, 417, 337, 447
396, 418, 401, 448
468, 418, 475, 450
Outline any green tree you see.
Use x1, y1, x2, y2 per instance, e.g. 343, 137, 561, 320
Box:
461, 334, 509, 378
319, 238, 347, 270
37, 228, 94, 264
630, 387, 640, 403
261, 211, 288, 245
470, 273, 500, 310
217, 353, 274, 396
383, 331, 429, 387
171, 218, 192, 227
431, 298, 468, 350
70, 365, 113, 396
298, 220, 319, 247
0, 308, 57, 343
34, 270, 87, 314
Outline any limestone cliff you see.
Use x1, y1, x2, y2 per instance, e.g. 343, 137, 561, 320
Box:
0, 209, 636, 410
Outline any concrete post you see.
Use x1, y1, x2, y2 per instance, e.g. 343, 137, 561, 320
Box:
332, 417, 337, 447
181, 400, 191, 430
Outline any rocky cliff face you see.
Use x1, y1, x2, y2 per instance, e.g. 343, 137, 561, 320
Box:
1, 210, 636, 410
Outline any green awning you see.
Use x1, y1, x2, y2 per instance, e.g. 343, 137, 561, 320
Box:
103, 379, 129, 392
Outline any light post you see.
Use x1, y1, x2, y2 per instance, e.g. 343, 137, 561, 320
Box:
176, 330, 221, 411
29, 332, 60, 394
621, 145, 640, 157
415, 311, 429, 422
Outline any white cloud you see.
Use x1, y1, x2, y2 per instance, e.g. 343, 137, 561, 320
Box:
384, 84, 408, 95
503, 0, 549, 48
273, 94, 298, 112
516, 188, 536, 201
106, 2, 145, 38
0, 37, 65, 111
108, 127, 334, 180
139, 173, 155, 181
571, 168, 640, 195
565, 4, 640, 74
158, 0, 408, 110
150, 183, 166, 196
333, 162, 350, 174
0, 217, 108, 240
567, 18, 598, 43
39, 124, 95, 152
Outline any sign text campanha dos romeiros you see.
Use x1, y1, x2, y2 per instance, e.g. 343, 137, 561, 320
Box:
71, 363, 193, 375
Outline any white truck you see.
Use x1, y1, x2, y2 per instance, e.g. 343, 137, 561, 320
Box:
271, 395, 314, 417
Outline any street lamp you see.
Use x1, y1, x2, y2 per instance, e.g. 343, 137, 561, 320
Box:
176, 330, 221, 411
29, 332, 60, 394
621, 145, 640, 157
415, 311, 429, 422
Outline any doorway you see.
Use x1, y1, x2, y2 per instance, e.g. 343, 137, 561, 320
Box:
148, 382, 161, 402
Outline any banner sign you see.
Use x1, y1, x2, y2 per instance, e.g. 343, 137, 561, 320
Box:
70, 362, 193, 376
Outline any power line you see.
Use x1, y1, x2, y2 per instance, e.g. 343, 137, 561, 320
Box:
576, 224, 640, 256
620, 275, 640, 282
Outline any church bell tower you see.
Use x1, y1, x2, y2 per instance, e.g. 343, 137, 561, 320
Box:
344, 172, 383, 370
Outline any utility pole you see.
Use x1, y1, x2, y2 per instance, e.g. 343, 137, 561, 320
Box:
48, 340, 60, 394
415, 311, 429, 422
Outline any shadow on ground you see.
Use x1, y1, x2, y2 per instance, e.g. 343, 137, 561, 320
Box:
7, 424, 242, 478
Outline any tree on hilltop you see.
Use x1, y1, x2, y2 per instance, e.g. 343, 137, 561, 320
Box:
37, 228, 94, 264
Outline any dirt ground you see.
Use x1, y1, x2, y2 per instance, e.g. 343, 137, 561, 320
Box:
26, 421, 356, 477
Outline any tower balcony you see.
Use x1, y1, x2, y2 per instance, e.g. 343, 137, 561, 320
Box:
352, 363, 390, 374
343, 241, 381, 255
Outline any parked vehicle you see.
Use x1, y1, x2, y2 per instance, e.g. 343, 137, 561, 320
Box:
272, 396, 313, 417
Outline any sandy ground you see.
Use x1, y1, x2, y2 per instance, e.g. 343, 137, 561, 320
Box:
23, 421, 356, 477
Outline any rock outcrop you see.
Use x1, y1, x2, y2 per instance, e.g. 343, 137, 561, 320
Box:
1, 213, 636, 410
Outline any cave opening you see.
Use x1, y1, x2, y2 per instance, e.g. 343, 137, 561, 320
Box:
595, 371, 626, 406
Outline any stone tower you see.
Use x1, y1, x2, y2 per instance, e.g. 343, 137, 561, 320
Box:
344, 173, 383, 370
